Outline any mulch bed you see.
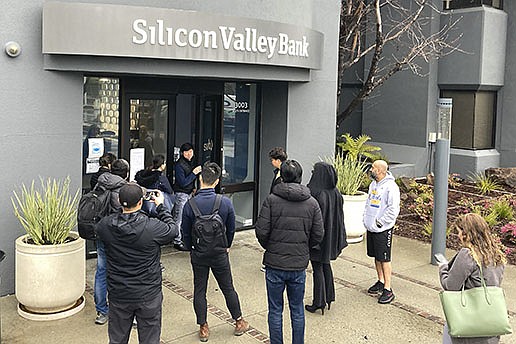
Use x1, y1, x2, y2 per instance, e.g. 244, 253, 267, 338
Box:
394, 178, 516, 265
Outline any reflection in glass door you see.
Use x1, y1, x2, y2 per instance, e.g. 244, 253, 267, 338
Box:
221, 82, 259, 228
128, 98, 168, 179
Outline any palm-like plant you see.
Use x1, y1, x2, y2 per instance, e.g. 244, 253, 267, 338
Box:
336, 133, 382, 162
12, 177, 80, 245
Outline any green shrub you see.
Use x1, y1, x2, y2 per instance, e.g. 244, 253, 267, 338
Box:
12, 177, 80, 245
469, 172, 501, 195
491, 197, 514, 221
422, 221, 452, 238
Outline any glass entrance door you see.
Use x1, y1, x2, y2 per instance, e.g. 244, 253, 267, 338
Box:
127, 97, 169, 180
221, 82, 259, 228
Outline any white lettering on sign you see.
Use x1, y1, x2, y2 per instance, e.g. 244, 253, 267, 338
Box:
131, 19, 310, 59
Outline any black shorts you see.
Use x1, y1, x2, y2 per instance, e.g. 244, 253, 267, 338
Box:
367, 229, 393, 262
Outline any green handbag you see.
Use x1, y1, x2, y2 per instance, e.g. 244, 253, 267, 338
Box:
439, 265, 512, 338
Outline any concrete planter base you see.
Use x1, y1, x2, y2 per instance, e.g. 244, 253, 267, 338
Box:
342, 192, 368, 243
15, 232, 85, 320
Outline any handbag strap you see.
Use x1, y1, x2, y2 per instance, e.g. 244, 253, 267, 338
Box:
461, 263, 492, 306
478, 264, 492, 305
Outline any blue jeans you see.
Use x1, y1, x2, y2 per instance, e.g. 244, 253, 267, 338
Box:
173, 192, 190, 244
94, 240, 108, 315
266, 268, 306, 344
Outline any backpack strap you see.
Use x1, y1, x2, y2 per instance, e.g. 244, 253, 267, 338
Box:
189, 195, 223, 217
212, 195, 223, 213
188, 198, 203, 218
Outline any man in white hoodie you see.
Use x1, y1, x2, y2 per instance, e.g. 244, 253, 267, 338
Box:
363, 160, 400, 304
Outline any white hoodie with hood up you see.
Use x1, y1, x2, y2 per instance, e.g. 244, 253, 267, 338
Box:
363, 171, 400, 233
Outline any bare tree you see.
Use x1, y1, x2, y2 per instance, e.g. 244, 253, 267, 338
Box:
337, 0, 462, 128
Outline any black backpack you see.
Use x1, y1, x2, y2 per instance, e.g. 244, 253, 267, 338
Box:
188, 195, 228, 256
77, 185, 112, 240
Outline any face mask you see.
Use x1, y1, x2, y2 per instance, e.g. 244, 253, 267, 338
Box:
370, 171, 378, 181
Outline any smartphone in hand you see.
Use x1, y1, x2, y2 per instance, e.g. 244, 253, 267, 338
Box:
434, 253, 448, 264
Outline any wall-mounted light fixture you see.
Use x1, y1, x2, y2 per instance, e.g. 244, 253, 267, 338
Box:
5, 41, 21, 57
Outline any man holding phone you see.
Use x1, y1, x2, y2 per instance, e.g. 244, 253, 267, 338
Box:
96, 183, 179, 343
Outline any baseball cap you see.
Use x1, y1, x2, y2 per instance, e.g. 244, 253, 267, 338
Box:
118, 183, 144, 208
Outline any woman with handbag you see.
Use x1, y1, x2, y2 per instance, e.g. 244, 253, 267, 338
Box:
439, 213, 507, 344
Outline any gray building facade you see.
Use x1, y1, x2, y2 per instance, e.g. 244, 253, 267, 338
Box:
0, 0, 340, 295
344, 1, 513, 178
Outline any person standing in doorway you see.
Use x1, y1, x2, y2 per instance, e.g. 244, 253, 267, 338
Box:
181, 162, 249, 342
96, 183, 179, 344
256, 160, 324, 344
305, 162, 347, 314
268, 147, 288, 194
173, 143, 202, 251
363, 160, 400, 304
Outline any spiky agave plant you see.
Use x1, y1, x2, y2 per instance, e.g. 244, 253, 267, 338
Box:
12, 177, 80, 245
331, 152, 368, 196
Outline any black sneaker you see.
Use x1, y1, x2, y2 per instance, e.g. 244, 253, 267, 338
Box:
378, 288, 395, 304
367, 280, 384, 294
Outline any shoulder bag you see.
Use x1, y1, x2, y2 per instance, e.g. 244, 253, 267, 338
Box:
439, 265, 512, 338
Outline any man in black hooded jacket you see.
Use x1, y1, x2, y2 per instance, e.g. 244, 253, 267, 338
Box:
255, 159, 324, 344
96, 183, 179, 344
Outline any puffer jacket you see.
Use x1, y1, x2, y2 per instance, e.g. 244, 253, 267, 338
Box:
255, 182, 324, 271
135, 169, 173, 194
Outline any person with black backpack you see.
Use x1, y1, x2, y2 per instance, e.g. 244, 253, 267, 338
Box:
93, 158, 129, 326
181, 162, 249, 342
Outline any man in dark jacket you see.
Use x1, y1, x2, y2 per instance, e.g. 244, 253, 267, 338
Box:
96, 183, 179, 344
256, 159, 324, 344
93, 158, 129, 325
172, 142, 202, 251
182, 162, 249, 342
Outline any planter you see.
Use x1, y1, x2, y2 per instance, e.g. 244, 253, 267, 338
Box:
15, 232, 85, 320
343, 191, 368, 243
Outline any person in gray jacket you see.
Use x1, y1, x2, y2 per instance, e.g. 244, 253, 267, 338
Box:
439, 213, 506, 344
93, 158, 129, 325
363, 160, 400, 304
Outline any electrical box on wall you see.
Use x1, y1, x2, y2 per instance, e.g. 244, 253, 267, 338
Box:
428, 132, 437, 143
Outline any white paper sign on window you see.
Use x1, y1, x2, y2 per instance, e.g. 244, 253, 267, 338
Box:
85, 158, 100, 174
88, 138, 104, 159
130, 148, 145, 182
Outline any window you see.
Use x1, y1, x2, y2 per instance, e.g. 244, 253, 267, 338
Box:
82, 76, 120, 189
443, 0, 502, 10
441, 90, 496, 150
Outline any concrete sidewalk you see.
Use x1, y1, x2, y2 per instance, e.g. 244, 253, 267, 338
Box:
1, 231, 515, 343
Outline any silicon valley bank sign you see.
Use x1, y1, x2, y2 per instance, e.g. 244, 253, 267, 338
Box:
43, 2, 324, 70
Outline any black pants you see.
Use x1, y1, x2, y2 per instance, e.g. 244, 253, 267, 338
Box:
108, 292, 163, 344
192, 253, 242, 325
311, 261, 335, 307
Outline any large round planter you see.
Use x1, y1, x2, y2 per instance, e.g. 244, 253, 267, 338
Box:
15, 231, 85, 320
343, 191, 368, 243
